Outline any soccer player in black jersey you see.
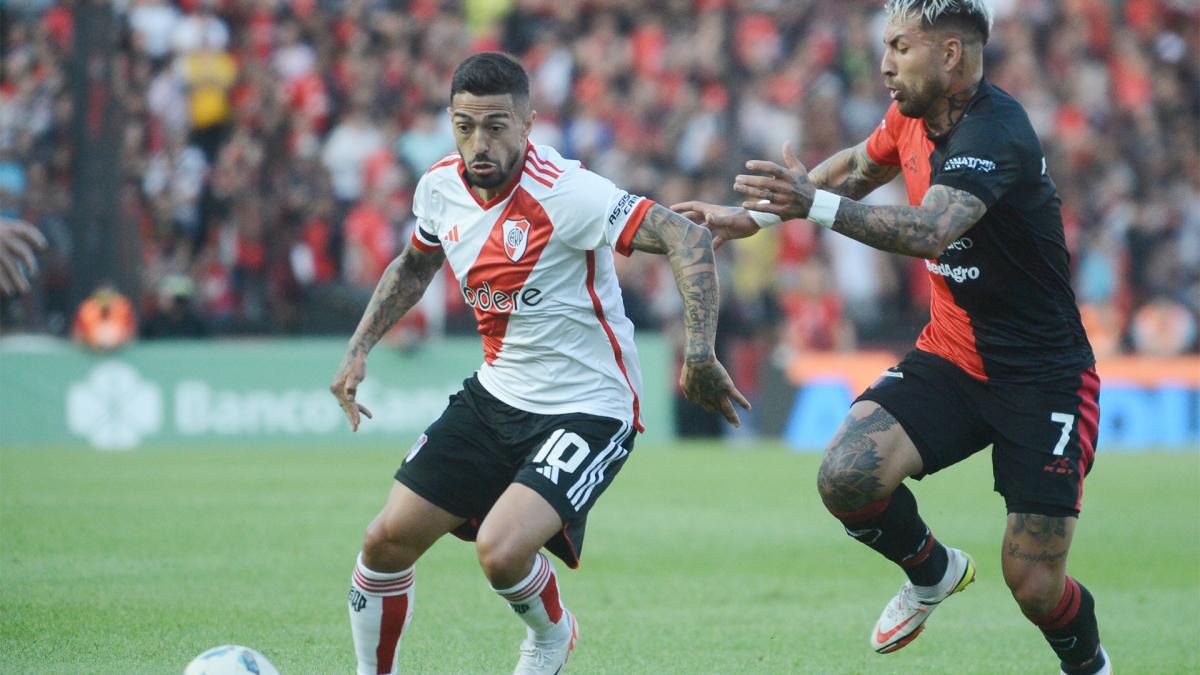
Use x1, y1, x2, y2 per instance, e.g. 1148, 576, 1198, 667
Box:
674, 1, 1109, 672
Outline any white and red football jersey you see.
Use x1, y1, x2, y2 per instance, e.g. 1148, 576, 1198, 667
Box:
409, 142, 655, 431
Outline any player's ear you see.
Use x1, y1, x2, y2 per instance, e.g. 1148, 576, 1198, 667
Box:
942, 35, 963, 73
523, 106, 536, 136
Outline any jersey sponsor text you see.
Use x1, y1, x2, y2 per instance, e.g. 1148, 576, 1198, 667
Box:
461, 281, 544, 313
942, 155, 997, 173
925, 260, 981, 283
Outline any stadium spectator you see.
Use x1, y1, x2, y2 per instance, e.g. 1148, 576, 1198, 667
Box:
0, 0, 1193, 366
322, 105, 387, 213
72, 284, 138, 351
142, 273, 207, 338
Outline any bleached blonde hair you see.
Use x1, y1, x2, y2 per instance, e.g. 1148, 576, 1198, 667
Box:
884, 0, 994, 44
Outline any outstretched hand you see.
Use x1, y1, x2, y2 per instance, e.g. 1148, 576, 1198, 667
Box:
734, 142, 816, 222
330, 351, 374, 432
669, 201, 760, 250
680, 355, 752, 427
0, 218, 48, 296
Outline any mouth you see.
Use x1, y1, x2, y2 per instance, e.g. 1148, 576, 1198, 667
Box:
470, 161, 498, 177
886, 86, 901, 101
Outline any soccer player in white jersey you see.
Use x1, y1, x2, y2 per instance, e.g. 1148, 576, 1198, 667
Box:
329, 52, 748, 675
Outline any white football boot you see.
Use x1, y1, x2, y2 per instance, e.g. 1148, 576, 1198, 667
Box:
871, 547, 976, 654
513, 610, 578, 675
1060, 645, 1112, 675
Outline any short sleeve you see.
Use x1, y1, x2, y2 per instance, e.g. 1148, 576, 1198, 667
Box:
409, 173, 441, 252
548, 168, 655, 256
865, 103, 903, 166
932, 118, 1024, 208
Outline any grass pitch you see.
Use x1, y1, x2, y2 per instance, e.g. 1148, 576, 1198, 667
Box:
1, 441, 1197, 674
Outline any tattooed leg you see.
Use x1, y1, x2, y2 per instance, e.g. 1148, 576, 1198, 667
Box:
817, 401, 922, 512
817, 402, 950, 584
1003, 513, 1105, 669
1002, 513, 1077, 619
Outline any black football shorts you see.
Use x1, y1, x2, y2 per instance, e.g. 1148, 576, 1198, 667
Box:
856, 349, 1100, 517
395, 375, 637, 568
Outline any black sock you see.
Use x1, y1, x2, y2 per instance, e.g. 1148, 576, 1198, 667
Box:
1034, 577, 1104, 673
829, 483, 949, 587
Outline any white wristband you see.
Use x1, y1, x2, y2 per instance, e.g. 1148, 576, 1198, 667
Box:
748, 200, 782, 229
807, 190, 841, 228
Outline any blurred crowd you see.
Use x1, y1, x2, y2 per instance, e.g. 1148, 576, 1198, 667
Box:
1, 0, 1197, 365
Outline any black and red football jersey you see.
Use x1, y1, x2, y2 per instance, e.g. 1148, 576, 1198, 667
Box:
866, 79, 1094, 384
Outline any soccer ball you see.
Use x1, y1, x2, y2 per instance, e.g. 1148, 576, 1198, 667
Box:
184, 645, 280, 675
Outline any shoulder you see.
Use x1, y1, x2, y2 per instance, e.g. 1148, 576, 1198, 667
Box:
424, 152, 462, 177
416, 153, 461, 197
959, 82, 1040, 151
523, 144, 581, 187
520, 143, 598, 197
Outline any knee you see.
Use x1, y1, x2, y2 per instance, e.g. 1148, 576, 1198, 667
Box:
1004, 566, 1064, 619
475, 534, 531, 587
362, 517, 392, 554
361, 518, 416, 571
817, 445, 884, 513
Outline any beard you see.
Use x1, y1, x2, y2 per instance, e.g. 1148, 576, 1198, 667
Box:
895, 79, 943, 119
463, 155, 518, 189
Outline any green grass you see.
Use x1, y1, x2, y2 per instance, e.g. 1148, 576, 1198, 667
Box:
1, 442, 1197, 674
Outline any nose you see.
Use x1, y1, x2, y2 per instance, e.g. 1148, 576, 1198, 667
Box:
470, 129, 489, 157
881, 51, 896, 79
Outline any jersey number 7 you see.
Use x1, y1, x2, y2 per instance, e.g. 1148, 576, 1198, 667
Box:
1050, 412, 1075, 456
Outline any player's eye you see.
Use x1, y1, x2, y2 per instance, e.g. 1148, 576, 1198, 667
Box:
456, 124, 471, 133
490, 125, 505, 133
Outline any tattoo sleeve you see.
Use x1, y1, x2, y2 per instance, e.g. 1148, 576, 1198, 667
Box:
630, 204, 718, 363
808, 142, 901, 200
348, 244, 446, 356
831, 184, 987, 258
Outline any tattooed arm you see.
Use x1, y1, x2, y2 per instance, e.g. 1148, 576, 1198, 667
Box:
630, 205, 719, 364
630, 204, 750, 426
830, 185, 987, 258
807, 140, 902, 200
672, 140, 900, 248
330, 244, 446, 431
734, 146, 988, 258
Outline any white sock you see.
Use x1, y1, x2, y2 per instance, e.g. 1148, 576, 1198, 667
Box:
492, 552, 570, 641
348, 553, 415, 675
914, 547, 962, 601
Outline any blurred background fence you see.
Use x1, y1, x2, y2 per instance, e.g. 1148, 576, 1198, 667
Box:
0, 0, 1196, 451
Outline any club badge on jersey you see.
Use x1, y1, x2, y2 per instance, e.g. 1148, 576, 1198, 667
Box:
504, 218, 531, 262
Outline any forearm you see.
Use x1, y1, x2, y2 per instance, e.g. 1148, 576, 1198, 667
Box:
827, 185, 985, 258
347, 245, 443, 356
807, 147, 858, 196
831, 201, 946, 258
808, 144, 898, 200
631, 205, 720, 363
667, 226, 719, 364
